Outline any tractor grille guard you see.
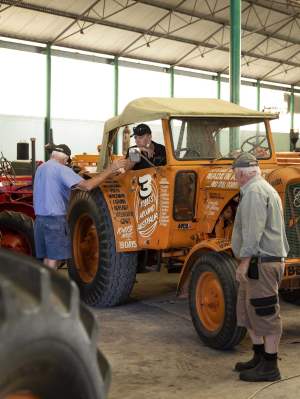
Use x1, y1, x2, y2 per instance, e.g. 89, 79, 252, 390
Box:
285, 183, 300, 258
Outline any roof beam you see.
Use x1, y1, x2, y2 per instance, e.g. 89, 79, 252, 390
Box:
247, 0, 300, 16
2, 0, 300, 48
134, 0, 300, 46
51, 0, 102, 44
1, 0, 300, 79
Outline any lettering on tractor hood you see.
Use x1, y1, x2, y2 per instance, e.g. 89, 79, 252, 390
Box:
205, 168, 274, 189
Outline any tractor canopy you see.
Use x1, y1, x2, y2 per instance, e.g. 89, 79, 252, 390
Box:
103, 97, 278, 134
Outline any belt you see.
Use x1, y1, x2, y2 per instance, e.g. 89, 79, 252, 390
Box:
260, 256, 284, 263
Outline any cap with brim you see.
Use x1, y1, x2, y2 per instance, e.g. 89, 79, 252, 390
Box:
130, 123, 152, 137
232, 152, 258, 169
52, 144, 71, 157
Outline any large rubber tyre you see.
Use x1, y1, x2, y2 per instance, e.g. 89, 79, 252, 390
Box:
0, 210, 35, 256
0, 248, 110, 399
68, 189, 137, 307
280, 289, 300, 304
189, 251, 246, 350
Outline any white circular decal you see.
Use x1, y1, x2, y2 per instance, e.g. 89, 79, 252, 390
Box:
134, 174, 159, 238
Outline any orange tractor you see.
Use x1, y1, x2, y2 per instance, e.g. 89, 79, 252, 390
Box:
66, 97, 300, 349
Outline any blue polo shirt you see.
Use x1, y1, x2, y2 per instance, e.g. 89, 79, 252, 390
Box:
33, 160, 83, 216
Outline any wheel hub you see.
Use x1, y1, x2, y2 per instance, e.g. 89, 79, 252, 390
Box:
196, 271, 225, 332
73, 213, 99, 283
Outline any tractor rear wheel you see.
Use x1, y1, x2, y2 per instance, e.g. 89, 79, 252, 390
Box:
189, 251, 246, 349
0, 211, 35, 256
0, 248, 110, 399
68, 189, 137, 307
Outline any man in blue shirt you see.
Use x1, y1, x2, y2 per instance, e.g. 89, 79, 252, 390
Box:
33, 143, 126, 269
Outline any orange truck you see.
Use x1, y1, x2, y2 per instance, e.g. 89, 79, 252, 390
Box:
68, 97, 300, 349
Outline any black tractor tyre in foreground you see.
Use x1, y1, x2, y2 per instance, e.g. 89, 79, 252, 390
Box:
0, 248, 110, 399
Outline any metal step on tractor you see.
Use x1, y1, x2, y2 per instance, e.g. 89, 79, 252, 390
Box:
67, 97, 300, 350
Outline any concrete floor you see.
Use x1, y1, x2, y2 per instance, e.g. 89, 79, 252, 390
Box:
91, 269, 300, 399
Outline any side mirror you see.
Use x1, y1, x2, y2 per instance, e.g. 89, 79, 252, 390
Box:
128, 147, 141, 163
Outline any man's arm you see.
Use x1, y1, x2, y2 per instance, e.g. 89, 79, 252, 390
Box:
77, 159, 127, 191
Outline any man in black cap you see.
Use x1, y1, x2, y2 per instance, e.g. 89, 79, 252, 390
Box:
126, 123, 166, 170
33, 144, 126, 269
231, 152, 289, 382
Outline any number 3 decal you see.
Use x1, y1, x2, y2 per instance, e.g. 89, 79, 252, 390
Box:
139, 174, 152, 198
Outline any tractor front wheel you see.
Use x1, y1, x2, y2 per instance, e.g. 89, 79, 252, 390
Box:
68, 189, 137, 307
189, 251, 246, 349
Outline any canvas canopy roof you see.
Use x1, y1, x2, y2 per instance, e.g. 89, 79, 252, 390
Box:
103, 97, 278, 134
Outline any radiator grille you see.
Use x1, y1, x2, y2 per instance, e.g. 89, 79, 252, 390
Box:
285, 183, 300, 258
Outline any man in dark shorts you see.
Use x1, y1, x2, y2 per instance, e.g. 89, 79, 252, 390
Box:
126, 123, 166, 170
231, 152, 289, 382
33, 144, 126, 269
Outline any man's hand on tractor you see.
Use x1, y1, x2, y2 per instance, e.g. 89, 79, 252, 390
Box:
111, 159, 127, 175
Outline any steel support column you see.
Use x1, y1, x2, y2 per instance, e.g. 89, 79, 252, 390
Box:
217, 72, 221, 99
256, 79, 261, 134
45, 43, 51, 160
229, 0, 241, 150
216, 73, 221, 147
290, 85, 295, 130
170, 66, 174, 97
113, 56, 119, 154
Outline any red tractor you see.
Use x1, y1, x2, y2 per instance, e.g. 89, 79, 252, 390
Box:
0, 148, 35, 256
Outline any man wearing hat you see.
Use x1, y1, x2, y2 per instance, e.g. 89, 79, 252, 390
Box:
33, 144, 126, 270
231, 152, 289, 382
126, 123, 166, 170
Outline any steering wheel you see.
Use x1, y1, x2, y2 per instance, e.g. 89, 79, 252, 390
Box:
240, 135, 268, 155
0, 153, 16, 185
175, 148, 202, 158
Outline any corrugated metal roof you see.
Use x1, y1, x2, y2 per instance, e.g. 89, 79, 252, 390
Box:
0, 0, 300, 85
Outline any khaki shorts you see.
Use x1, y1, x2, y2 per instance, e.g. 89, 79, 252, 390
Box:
237, 261, 285, 336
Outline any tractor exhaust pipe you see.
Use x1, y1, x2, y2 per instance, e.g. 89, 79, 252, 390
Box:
30, 137, 36, 184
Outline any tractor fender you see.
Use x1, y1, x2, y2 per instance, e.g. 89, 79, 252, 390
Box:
0, 202, 35, 219
177, 238, 232, 297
